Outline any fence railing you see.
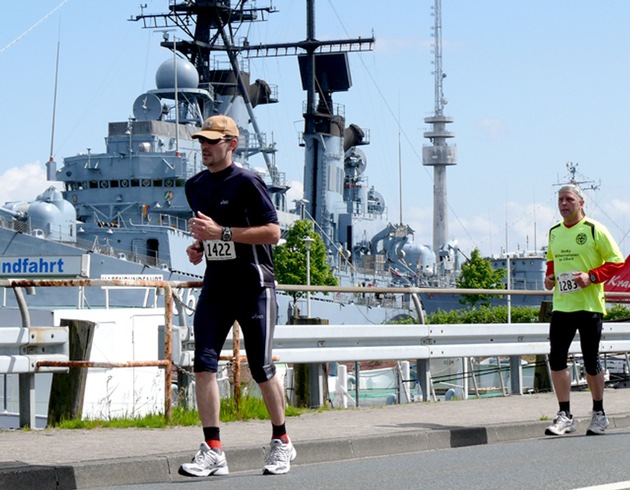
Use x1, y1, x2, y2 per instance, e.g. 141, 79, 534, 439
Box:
0, 278, 174, 428
2, 279, 630, 425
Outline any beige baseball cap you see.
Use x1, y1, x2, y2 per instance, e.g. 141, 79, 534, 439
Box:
192, 115, 239, 140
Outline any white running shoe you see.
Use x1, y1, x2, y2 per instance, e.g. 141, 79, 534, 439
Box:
586, 411, 609, 435
545, 411, 577, 436
180, 442, 229, 477
263, 438, 297, 475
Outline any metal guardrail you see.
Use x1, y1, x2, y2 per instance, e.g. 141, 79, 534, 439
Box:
220, 320, 630, 403
219, 321, 630, 363
3, 279, 630, 423
0, 326, 69, 374
0, 325, 70, 428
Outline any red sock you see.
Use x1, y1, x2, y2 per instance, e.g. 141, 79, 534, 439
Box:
207, 439, 222, 451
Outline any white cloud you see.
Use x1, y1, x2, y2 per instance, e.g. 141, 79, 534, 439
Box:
609, 198, 630, 215
285, 179, 304, 212
589, 198, 630, 255
473, 118, 509, 142
374, 36, 427, 54
401, 205, 433, 248
0, 162, 62, 205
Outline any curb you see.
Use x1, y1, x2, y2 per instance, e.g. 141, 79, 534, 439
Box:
2, 415, 629, 489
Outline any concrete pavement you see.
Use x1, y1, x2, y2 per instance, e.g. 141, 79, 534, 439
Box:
1, 389, 629, 489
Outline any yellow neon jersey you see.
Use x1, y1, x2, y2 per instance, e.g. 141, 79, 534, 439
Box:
546, 218, 623, 313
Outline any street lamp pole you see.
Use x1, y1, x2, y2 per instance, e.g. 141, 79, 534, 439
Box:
303, 236, 315, 318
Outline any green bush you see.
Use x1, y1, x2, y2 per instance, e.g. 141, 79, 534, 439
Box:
418, 303, 630, 325
605, 304, 630, 321
426, 305, 539, 324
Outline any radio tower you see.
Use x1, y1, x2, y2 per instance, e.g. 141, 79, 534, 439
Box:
422, 0, 457, 266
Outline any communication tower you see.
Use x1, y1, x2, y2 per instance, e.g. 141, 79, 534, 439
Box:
422, 0, 457, 266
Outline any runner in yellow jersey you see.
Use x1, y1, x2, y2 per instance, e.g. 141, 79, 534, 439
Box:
544, 184, 624, 436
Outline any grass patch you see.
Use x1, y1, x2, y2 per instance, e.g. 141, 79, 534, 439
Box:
219, 395, 303, 422
51, 395, 308, 430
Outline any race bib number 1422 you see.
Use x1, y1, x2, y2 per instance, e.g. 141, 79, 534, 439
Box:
203, 240, 237, 261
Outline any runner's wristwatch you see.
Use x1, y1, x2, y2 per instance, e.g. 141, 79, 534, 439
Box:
221, 226, 232, 241
589, 272, 597, 284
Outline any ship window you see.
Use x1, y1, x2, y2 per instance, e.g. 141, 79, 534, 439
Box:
110, 180, 119, 188
153, 179, 163, 187
131, 179, 140, 187
176, 179, 185, 187
89, 180, 98, 189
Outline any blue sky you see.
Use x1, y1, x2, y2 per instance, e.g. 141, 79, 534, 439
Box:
2, 1, 630, 258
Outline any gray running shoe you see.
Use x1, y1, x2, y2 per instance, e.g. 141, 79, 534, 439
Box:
180, 442, 229, 477
263, 438, 297, 475
586, 411, 609, 435
545, 411, 576, 436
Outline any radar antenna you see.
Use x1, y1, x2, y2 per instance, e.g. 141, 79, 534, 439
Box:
556, 162, 601, 191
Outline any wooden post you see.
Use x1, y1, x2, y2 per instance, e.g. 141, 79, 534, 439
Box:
47, 319, 95, 425
292, 317, 329, 408
534, 300, 553, 392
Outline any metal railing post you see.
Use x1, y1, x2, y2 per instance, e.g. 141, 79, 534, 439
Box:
163, 281, 173, 423
18, 373, 36, 428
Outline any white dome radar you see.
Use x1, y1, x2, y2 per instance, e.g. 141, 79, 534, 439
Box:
155, 58, 199, 90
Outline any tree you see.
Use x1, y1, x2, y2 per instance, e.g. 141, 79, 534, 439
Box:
274, 220, 338, 308
455, 248, 506, 308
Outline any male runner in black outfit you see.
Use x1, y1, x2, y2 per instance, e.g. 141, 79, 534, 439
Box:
180, 115, 295, 476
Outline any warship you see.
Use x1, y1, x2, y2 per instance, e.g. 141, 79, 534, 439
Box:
0, 1, 443, 325
0, 1, 558, 425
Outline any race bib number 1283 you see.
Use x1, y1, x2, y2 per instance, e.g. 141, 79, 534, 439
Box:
556, 271, 582, 294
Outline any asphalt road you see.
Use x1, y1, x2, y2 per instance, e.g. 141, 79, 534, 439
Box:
5, 391, 630, 489
91, 428, 630, 490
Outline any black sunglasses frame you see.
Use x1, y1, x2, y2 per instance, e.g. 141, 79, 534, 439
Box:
197, 136, 232, 145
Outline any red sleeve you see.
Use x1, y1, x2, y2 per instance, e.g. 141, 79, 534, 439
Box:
590, 262, 625, 283
546, 261, 555, 278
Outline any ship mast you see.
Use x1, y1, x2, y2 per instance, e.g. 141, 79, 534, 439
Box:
422, 0, 457, 271
243, 0, 374, 244
133, 1, 373, 236
47, 36, 61, 181
558, 161, 600, 191
299, 0, 374, 243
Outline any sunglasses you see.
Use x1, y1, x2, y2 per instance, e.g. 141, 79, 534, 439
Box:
197, 136, 232, 145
